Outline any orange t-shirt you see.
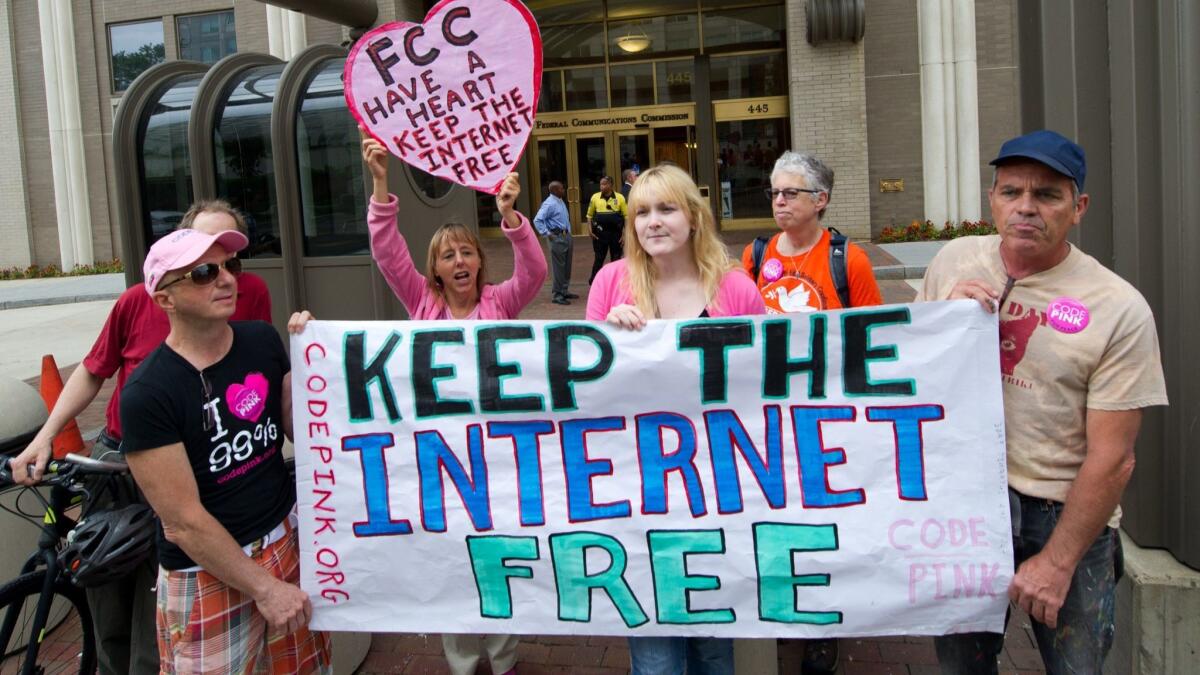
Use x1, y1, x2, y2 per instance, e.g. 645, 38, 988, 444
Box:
740, 230, 882, 313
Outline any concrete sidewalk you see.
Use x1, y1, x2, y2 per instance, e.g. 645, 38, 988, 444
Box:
0, 272, 124, 310
877, 241, 944, 280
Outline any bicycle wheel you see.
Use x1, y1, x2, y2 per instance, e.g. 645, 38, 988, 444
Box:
0, 571, 96, 675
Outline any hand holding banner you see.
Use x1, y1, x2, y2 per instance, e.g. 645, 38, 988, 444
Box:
344, 0, 542, 194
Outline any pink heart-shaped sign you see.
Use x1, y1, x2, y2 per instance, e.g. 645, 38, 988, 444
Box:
226, 372, 269, 423
345, 0, 542, 194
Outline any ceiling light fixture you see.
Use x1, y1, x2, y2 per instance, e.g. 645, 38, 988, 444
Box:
616, 25, 651, 53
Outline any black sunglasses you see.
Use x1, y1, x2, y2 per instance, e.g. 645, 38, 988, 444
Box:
160, 257, 242, 290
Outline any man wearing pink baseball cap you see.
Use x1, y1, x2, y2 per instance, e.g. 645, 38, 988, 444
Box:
121, 226, 331, 673
10, 200, 273, 675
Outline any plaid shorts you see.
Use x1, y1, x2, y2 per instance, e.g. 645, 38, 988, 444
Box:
155, 525, 332, 674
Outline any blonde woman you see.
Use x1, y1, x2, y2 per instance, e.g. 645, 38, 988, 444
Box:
585, 164, 763, 675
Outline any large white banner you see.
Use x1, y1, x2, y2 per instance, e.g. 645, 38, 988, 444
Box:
291, 300, 1012, 637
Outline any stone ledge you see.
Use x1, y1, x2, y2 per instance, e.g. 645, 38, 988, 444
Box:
872, 264, 927, 280
0, 292, 121, 310
1105, 531, 1200, 675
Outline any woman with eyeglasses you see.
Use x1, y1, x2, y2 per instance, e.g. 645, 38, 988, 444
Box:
586, 163, 764, 675
742, 151, 881, 675
6, 200, 272, 675
741, 151, 881, 315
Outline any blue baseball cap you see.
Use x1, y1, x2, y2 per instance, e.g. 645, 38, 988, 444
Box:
989, 129, 1086, 193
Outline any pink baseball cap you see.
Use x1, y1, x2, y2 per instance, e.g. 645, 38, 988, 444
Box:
143, 228, 249, 296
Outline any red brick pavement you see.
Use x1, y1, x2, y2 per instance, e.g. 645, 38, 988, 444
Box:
7, 230, 1044, 674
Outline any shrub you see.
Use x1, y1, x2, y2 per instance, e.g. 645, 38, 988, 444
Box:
877, 220, 996, 243
0, 259, 124, 280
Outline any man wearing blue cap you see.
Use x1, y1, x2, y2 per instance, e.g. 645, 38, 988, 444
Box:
917, 130, 1167, 673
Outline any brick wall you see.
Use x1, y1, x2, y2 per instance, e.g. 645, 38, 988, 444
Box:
785, 0, 870, 239
0, 0, 31, 268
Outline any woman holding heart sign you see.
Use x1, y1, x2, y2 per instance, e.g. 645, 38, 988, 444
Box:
361, 128, 542, 675
362, 128, 546, 324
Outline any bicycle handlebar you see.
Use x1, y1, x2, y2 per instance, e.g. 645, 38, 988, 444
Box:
61, 452, 129, 473
0, 452, 129, 487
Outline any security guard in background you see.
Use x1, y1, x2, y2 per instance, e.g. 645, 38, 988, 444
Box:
586, 175, 627, 284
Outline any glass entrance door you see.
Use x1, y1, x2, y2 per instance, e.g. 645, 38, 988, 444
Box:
574, 135, 607, 227
617, 132, 649, 179
532, 130, 672, 234
535, 137, 568, 220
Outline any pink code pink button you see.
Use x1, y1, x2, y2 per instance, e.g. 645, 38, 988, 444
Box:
1047, 297, 1090, 333
761, 258, 783, 282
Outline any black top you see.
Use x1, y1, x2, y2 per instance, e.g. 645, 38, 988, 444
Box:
120, 321, 294, 570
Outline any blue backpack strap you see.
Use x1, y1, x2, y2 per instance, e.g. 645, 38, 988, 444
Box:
751, 235, 771, 281
827, 226, 851, 308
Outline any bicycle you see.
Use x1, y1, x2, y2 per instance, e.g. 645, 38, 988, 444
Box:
0, 451, 135, 675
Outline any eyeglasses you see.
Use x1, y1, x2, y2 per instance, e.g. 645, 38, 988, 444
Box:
200, 372, 215, 432
765, 188, 822, 202
160, 257, 242, 290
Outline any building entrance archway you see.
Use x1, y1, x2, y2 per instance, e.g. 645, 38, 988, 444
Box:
527, 103, 696, 234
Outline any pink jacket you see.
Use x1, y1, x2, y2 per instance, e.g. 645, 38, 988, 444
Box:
368, 194, 548, 320
586, 259, 766, 320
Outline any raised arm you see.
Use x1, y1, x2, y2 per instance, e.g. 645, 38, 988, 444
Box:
361, 130, 429, 313
491, 173, 548, 317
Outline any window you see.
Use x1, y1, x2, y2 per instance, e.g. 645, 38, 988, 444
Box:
140, 74, 202, 247
564, 66, 609, 110
655, 60, 692, 104
109, 20, 165, 92
717, 118, 788, 220
702, 6, 785, 52
710, 52, 787, 99
214, 65, 284, 258
539, 71, 565, 113
296, 60, 369, 257
526, 0, 603, 24
524, 1, 784, 110
542, 23, 606, 68
408, 166, 454, 201
606, 0, 699, 20
610, 63, 654, 107
177, 11, 237, 64
608, 14, 699, 61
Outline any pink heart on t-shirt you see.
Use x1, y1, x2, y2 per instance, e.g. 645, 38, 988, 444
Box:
344, 0, 542, 194
226, 373, 269, 423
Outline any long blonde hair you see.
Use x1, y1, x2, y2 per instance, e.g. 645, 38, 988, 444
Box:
622, 164, 734, 316
425, 222, 487, 304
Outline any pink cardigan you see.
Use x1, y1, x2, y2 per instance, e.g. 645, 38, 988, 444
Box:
368, 194, 548, 320
585, 259, 766, 320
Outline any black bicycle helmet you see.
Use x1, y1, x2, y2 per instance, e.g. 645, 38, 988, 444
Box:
60, 504, 157, 588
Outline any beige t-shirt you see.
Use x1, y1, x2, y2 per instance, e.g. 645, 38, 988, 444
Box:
918, 235, 1168, 527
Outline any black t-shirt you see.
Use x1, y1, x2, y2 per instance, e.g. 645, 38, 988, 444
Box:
120, 321, 295, 570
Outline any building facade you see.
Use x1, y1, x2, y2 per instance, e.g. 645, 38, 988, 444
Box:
0, 0, 1020, 269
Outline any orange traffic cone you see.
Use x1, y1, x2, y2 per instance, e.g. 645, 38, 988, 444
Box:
39, 355, 85, 459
